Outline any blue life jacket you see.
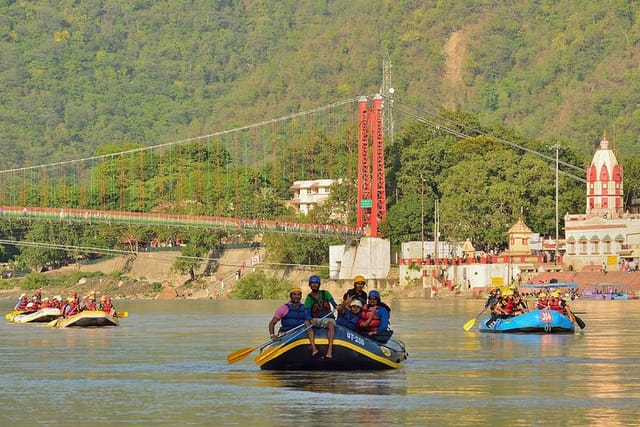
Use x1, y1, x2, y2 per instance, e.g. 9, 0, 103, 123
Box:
280, 302, 307, 332
336, 310, 360, 331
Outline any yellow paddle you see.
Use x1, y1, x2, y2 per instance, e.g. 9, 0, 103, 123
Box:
463, 307, 488, 331
47, 318, 60, 327
5, 310, 21, 320
116, 311, 128, 318
254, 311, 335, 364
227, 341, 273, 365
227, 323, 307, 364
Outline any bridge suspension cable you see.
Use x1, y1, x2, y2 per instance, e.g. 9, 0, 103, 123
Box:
390, 98, 587, 183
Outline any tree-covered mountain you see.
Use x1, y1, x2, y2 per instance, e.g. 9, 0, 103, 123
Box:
1, 0, 639, 170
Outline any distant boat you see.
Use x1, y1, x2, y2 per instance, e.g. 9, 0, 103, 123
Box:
582, 283, 629, 300
478, 309, 575, 334
474, 282, 582, 333
50, 310, 120, 328
6, 308, 62, 324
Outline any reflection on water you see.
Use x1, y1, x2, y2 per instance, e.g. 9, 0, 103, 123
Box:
1, 299, 640, 426
256, 370, 408, 395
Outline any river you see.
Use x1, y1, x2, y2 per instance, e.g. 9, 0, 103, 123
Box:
1, 298, 639, 426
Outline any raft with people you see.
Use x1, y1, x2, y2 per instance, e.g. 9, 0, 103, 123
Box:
464, 282, 585, 334
5, 307, 62, 324
253, 322, 408, 370
478, 308, 575, 333
49, 309, 122, 328
228, 275, 408, 370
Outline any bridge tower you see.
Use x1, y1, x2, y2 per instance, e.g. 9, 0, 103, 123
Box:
357, 95, 386, 237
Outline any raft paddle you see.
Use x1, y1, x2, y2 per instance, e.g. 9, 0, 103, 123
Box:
226, 323, 306, 365
116, 311, 128, 318
47, 318, 60, 327
566, 306, 585, 329
254, 310, 335, 364
463, 307, 488, 331
5, 310, 21, 321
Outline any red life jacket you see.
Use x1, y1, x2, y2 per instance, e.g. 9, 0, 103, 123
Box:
549, 299, 562, 311
357, 305, 381, 333
502, 300, 515, 315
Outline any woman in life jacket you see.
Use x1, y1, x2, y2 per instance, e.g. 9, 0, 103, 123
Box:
358, 290, 393, 343
336, 299, 363, 332
14, 294, 28, 311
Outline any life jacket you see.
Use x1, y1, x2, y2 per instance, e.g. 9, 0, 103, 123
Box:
308, 290, 334, 319
280, 302, 307, 332
101, 302, 114, 314
25, 302, 39, 312
336, 310, 360, 331
15, 299, 28, 311
549, 298, 562, 311
502, 299, 514, 315
85, 302, 97, 311
358, 305, 381, 333
64, 302, 79, 317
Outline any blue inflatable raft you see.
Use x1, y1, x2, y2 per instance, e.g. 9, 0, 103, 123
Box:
478, 309, 575, 334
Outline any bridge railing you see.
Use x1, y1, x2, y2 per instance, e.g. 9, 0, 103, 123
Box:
0, 205, 362, 238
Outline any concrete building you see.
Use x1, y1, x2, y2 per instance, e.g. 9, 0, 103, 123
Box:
289, 179, 337, 215
564, 136, 640, 271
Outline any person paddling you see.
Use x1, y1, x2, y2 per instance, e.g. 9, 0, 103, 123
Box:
268, 287, 319, 357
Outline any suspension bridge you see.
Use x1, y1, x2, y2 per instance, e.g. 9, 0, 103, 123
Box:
0, 97, 364, 237
0, 95, 586, 240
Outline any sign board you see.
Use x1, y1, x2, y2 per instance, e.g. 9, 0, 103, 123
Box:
491, 277, 504, 286
360, 199, 372, 208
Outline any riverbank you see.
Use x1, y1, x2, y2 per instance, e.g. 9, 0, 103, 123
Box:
1, 249, 639, 301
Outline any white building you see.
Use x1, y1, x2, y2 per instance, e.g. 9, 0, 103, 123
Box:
289, 179, 337, 215
564, 136, 640, 270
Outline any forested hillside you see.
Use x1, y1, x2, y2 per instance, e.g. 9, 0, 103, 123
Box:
1, 0, 640, 169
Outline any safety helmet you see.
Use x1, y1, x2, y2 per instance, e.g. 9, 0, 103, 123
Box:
368, 290, 380, 299
353, 275, 366, 284
308, 275, 321, 285
350, 299, 363, 308
289, 287, 302, 296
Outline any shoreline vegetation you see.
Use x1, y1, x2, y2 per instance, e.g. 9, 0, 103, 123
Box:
1, 251, 639, 302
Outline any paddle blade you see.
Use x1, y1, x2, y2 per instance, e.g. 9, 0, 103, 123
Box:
117, 311, 128, 318
5, 310, 20, 320
254, 345, 281, 364
227, 346, 257, 364
47, 318, 60, 327
463, 318, 477, 331
574, 315, 586, 329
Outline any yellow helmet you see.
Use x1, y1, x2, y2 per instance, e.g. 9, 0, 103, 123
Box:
353, 275, 366, 284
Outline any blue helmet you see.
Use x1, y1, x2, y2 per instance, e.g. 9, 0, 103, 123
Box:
368, 290, 380, 299
309, 275, 321, 285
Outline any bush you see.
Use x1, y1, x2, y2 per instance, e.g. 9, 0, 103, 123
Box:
21, 272, 49, 290
230, 271, 291, 299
